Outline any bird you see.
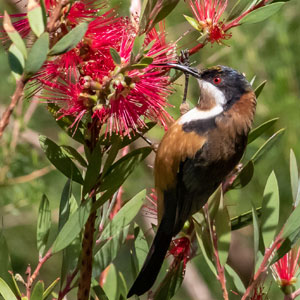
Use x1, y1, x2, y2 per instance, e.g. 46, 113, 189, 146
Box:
127, 64, 257, 297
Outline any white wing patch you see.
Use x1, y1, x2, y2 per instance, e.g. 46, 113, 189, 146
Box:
178, 105, 223, 124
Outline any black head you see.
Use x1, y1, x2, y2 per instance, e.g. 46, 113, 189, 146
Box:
162, 64, 253, 111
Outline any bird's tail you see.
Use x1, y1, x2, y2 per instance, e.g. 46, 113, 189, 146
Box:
127, 217, 173, 297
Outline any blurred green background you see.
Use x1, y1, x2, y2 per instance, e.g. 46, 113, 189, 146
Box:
0, 0, 299, 299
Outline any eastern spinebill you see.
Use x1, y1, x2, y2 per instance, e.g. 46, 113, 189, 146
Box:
127, 64, 257, 297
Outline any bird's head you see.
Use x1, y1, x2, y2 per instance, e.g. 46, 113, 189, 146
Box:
164, 64, 254, 112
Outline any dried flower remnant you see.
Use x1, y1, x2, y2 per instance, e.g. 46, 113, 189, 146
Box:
169, 237, 191, 268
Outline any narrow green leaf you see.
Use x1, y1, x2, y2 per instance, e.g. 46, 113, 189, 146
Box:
8, 44, 25, 80
58, 180, 72, 232
215, 193, 231, 266
240, 2, 285, 25
252, 202, 260, 265
281, 201, 300, 240
27, 0, 45, 37
0, 278, 17, 300
39, 135, 84, 184
99, 147, 152, 192
94, 225, 130, 270
225, 265, 245, 294
49, 23, 88, 55
92, 285, 108, 300
261, 171, 280, 248
139, 56, 154, 65
37, 195, 51, 256
184, 15, 200, 30
43, 278, 59, 300
251, 128, 285, 164
254, 80, 267, 98
102, 264, 119, 300
52, 200, 92, 253
226, 0, 252, 21
290, 149, 299, 205
83, 142, 102, 196
207, 185, 222, 219
3, 11, 27, 59
109, 48, 121, 65
99, 189, 146, 242
231, 160, 254, 189
194, 222, 217, 276
24, 32, 49, 77
231, 208, 262, 231
247, 118, 279, 144
31, 281, 44, 300
47, 103, 85, 144
61, 146, 87, 168
0, 233, 18, 296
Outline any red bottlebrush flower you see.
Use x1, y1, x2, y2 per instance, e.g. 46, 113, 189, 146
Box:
187, 0, 231, 44
250, 285, 268, 300
36, 16, 175, 137
271, 246, 300, 292
169, 237, 191, 268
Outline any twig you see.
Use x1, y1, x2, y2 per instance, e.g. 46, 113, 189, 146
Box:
241, 236, 282, 300
291, 288, 300, 299
47, 0, 69, 32
0, 75, 25, 140
30, 249, 52, 286
58, 268, 78, 300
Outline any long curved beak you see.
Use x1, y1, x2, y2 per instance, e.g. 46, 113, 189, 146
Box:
153, 63, 201, 78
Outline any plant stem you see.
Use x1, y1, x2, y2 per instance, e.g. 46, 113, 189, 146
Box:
0, 75, 25, 140
30, 249, 52, 285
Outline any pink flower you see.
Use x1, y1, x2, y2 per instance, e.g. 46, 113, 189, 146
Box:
187, 0, 231, 44
169, 237, 191, 268
271, 246, 300, 290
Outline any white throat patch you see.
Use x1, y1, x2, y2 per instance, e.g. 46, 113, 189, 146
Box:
198, 79, 226, 106
178, 105, 223, 124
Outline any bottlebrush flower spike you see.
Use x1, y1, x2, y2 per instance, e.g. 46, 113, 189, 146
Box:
169, 237, 191, 268
271, 245, 300, 294
186, 0, 231, 44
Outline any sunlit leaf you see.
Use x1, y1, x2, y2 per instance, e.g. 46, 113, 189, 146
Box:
31, 281, 44, 300
8, 44, 25, 80
49, 23, 88, 55
43, 278, 59, 300
247, 118, 279, 144
225, 265, 245, 294
61, 145, 87, 168
37, 195, 51, 256
0, 278, 17, 300
27, 0, 45, 37
261, 171, 280, 248
290, 149, 299, 205
184, 15, 199, 30
39, 135, 84, 184
254, 80, 267, 98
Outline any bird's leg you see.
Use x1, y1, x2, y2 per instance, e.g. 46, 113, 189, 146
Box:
178, 50, 191, 115
138, 133, 158, 152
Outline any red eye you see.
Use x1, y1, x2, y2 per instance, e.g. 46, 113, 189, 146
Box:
213, 77, 222, 84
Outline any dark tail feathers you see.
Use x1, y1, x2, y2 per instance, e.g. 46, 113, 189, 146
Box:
127, 219, 173, 297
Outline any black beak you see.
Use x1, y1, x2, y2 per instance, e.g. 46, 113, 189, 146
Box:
153, 63, 201, 79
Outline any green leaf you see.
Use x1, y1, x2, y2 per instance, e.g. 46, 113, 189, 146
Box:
43, 278, 59, 300
58, 180, 72, 232
110, 48, 121, 65
252, 202, 260, 265
139, 56, 154, 65
225, 265, 245, 294
49, 23, 88, 55
8, 44, 25, 80
31, 281, 44, 300
27, 0, 45, 37
99, 147, 152, 192
281, 201, 300, 240
83, 142, 102, 196
92, 285, 109, 300
47, 103, 85, 144
61, 145, 87, 168
184, 15, 200, 30
251, 128, 285, 164
24, 32, 49, 77
247, 118, 279, 144
0, 278, 17, 300
37, 195, 51, 256
231, 160, 254, 189
215, 192, 231, 266
39, 135, 84, 184
231, 208, 262, 231
226, 0, 252, 21
254, 80, 267, 98
3, 11, 27, 59
0, 233, 18, 296
94, 225, 130, 271
240, 2, 285, 25
52, 200, 92, 253
194, 222, 217, 276
290, 149, 299, 205
261, 171, 280, 248
98, 190, 146, 242
153, 261, 184, 300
